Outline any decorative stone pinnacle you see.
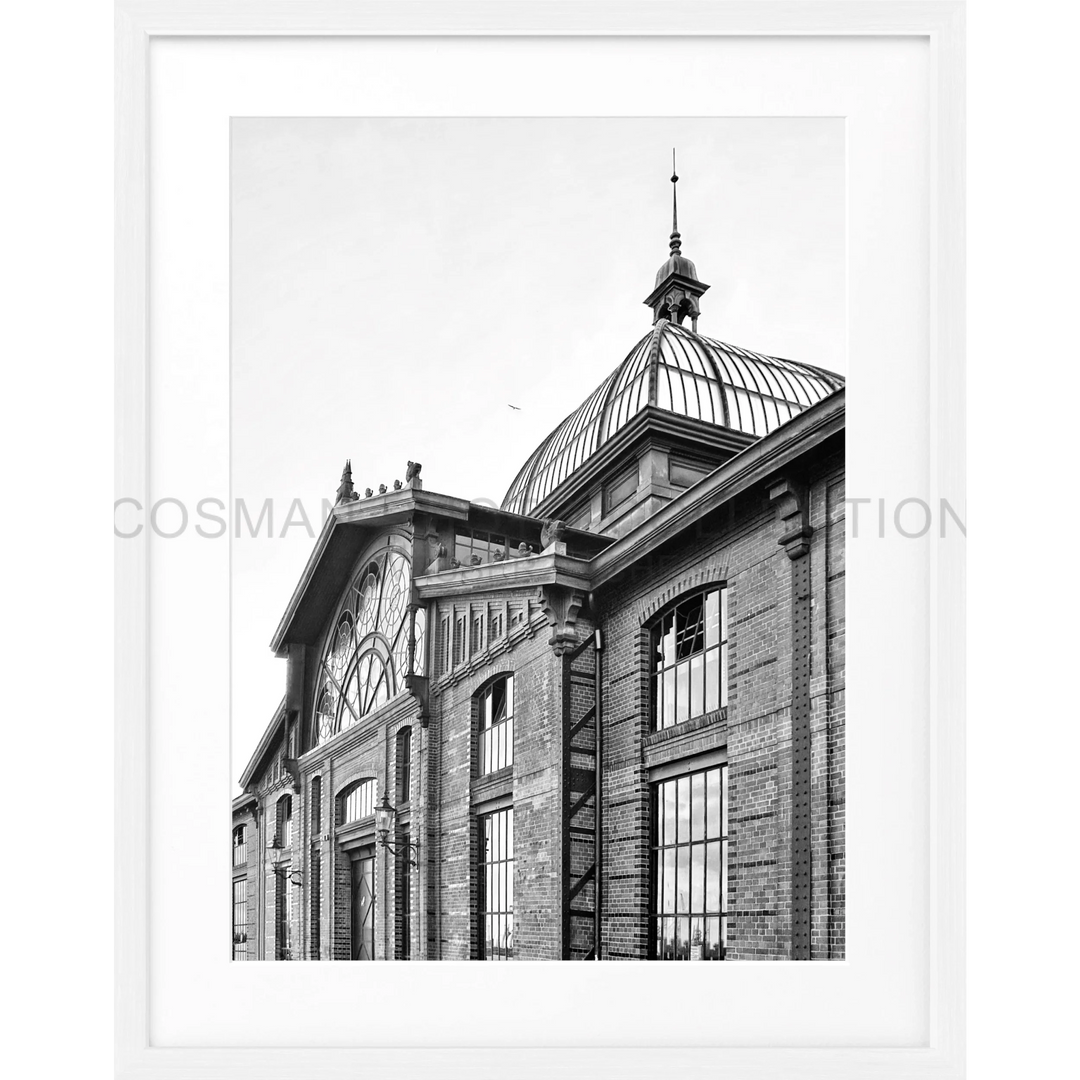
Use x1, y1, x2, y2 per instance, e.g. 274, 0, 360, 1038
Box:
335, 459, 359, 504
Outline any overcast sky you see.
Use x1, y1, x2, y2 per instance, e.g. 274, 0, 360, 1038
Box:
231, 117, 845, 786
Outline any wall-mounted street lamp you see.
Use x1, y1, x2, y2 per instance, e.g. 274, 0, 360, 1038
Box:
268, 837, 303, 887
374, 791, 420, 867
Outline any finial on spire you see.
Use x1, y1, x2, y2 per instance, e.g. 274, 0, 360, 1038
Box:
670, 148, 681, 255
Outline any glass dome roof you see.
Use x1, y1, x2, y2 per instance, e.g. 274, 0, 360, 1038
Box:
501, 320, 843, 517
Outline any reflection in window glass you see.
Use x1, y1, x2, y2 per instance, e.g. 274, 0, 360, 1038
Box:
478, 676, 514, 775
480, 807, 514, 960
652, 587, 728, 730
650, 763, 728, 960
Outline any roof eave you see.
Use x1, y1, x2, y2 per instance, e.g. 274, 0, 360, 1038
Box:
238, 697, 287, 791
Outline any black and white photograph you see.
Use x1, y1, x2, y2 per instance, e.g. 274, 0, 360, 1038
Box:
104, 13, 970, 1062
229, 118, 847, 962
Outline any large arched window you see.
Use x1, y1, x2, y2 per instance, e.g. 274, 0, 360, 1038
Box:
477, 675, 514, 776
311, 541, 426, 747
651, 586, 728, 731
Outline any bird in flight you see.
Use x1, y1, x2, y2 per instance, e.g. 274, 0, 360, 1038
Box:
508, 404, 521, 411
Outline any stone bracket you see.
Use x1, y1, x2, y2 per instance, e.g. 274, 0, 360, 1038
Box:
537, 584, 585, 656
405, 673, 430, 727
769, 478, 813, 560
282, 759, 301, 791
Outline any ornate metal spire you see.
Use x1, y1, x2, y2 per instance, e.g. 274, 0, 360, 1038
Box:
643, 149, 709, 329
670, 148, 681, 255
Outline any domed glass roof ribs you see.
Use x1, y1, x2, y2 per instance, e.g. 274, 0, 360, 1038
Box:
501, 322, 843, 518
500, 157, 843, 518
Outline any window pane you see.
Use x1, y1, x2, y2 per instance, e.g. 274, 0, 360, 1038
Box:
676, 847, 689, 913
705, 647, 719, 713
662, 617, 676, 667
689, 917, 705, 960
720, 642, 729, 706
663, 781, 677, 847
663, 847, 676, 912
706, 916, 721, 960
654, 850, 663, 913
676, 661, 689, 724
677, 776, 690, 843
705, 590, 721, 647
706, 769, 721, 838
720, 588, 729, 641
677, 916, 690, 959
706, 841, 721, 910
690, 653, 704, 718
663, 668, 676, 729
721, 839, 729, 914
721, 764, 729, 837
691, 843, 704, 912
691, 772, 705, 841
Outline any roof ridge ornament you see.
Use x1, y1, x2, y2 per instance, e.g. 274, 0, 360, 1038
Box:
335, 459, 359, 504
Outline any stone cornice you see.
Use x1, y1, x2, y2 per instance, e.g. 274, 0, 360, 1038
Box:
297, 690, 419, 773
588, 391, 844, 589
414, 551, 592, 599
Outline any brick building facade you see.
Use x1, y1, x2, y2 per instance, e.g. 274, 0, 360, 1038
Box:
232, 214, 846, 962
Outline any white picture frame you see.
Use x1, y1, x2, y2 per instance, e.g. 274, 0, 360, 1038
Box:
115, 2, 964, 1077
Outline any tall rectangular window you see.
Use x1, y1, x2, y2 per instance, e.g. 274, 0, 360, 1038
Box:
232, 824, 247, 867
478, 675, 514, 775
438, 612, 451, 675
453, 612, 466, 667
232, 878, 247, 960
396, 729, 412, 803
479, 807, 514, 960
649, 763, 728, 960
470, 609, 486, 655
277, 795, 293, 848
309, 777, 322, 960
275, 871, 292, 961
309, 848, 321, 960
397, 827, 412, 961
652, 587, 728, 731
